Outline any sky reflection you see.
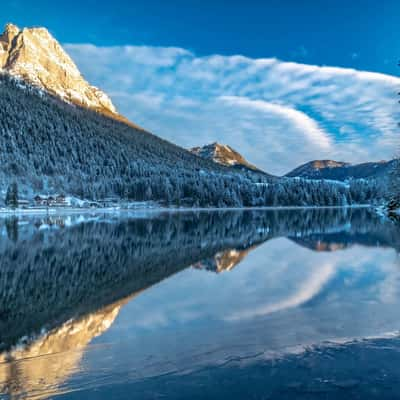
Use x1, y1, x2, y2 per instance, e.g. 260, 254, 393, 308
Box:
0, 209, 399, 399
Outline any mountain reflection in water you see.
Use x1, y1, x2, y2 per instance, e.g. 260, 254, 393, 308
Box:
0, 208, 399, 399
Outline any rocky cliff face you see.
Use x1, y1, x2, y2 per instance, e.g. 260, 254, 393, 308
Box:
190, 142, 264, 172
0, 23, 117, 115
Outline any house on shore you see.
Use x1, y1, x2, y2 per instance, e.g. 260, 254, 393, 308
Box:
17, 199, 30, 208
34, 194, 67, 207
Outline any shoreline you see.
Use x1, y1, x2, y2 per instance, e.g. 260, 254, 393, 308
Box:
0, 204, 374, 217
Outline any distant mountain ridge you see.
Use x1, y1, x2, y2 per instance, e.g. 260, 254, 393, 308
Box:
285, 159, 397, 181
189, 144, 395, 183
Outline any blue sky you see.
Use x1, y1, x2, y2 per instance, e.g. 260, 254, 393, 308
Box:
2, 1, 399, 173
3, 0, 399, 75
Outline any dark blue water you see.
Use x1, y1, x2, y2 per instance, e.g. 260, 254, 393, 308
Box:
0, 208, 399, 399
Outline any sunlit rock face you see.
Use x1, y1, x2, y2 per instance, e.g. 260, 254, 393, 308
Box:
190, 142, 266, 174
0, 23, 117, 115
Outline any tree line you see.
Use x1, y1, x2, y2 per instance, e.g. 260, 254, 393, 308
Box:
0, 73, 391, 208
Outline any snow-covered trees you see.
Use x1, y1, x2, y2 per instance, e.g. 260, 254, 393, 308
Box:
391, 159, 400, 201
0, 73, 390, 208
386, 159, 400, 216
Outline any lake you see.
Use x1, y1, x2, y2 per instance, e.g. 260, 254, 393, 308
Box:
0, 208, 399, 399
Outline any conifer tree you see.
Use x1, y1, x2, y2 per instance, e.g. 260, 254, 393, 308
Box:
5, 182, 18, 209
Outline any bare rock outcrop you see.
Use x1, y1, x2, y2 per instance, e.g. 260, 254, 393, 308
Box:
0, 23, 117, 115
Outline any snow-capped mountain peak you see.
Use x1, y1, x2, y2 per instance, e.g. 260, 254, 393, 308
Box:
0, 23, 117, 115
190, 142, 261, 171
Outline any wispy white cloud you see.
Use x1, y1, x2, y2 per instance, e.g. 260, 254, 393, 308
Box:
65, 43, 400, 174
219, 96, 333, 150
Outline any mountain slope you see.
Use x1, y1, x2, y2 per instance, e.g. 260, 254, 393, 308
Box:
286, 159, 397, 181
0, 72, 253, 205
0, 23, 117, 116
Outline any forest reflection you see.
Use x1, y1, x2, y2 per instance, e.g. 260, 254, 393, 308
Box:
0, 208, 398, 399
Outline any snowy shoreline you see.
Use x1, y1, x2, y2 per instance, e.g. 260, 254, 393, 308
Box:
0, 204, 374, 217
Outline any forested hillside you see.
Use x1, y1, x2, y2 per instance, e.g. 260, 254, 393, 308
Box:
0, 73, 388, 207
